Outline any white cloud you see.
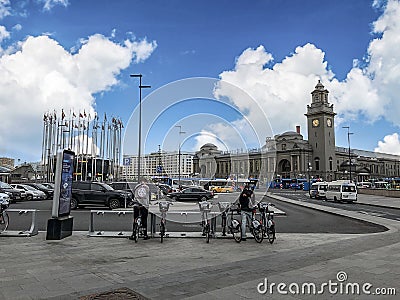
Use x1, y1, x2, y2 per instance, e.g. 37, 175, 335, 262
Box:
213, 0, 400, 153
39, 0, 69, 11
193, 130, 228, 152
13, 24, 22, 31
0, 34, 156, 159
0, 0, 11, 19
0, 25, 9, 42
374, 133, 400, 155
216, 43, 333, 138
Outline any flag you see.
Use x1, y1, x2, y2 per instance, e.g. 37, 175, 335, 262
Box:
104, 112, 107, 122
73, 111, 76, 118
84, 110, 87, 118
43, 114, 47, 122
61, 109, 65, 120
79, 112, 83, 118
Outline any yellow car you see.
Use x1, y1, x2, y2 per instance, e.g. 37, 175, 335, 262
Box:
211, 186, 234, 193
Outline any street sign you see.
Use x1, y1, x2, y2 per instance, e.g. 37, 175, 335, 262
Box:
123, 158, 131, 166
157, 166, 163, 173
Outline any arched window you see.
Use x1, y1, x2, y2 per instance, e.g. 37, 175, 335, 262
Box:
315, 157, 320, 171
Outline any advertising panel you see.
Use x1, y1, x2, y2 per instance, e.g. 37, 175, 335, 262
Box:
52, 149, 75, 218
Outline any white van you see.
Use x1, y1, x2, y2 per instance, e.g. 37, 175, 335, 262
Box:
309, 182, 328, 199
326, 181, 357, 203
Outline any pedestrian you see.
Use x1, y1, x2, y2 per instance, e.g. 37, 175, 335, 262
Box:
238, 183, 256, 241
130, 181, 150, 240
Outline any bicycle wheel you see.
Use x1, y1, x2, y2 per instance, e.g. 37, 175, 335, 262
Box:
0, 211, 9, 232
132, 223, 139, 243
232, 223, 242, 243
253, 226, 264, 243
267, 226, 276, 244
205, 223, 210, 243
160, 222, 165, 243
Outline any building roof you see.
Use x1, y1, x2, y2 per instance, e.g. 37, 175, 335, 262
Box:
275, 131, 303, 140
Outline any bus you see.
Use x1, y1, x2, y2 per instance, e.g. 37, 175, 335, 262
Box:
270, 178, 308, 189
326, 180, 357, 203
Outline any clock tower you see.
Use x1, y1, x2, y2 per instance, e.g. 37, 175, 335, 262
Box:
305, 80, 336, 180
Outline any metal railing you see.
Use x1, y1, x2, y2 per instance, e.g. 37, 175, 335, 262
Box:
0, 209, 39, 237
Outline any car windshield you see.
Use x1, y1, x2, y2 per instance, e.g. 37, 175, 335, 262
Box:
22, 185, 38, 191
0, 182, 12, 189
35, 183, 48, 189
320, 185, 328, 191
98, 183, 114, 191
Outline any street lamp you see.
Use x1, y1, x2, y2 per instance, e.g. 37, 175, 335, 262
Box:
175, 125, 186, 190
131, 74, 151, 183
343, 126, 354, 182
307, 162, 312, 196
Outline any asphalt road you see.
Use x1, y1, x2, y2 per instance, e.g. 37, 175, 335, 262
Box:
4, 194, 386, 234
270, 189, 400, 221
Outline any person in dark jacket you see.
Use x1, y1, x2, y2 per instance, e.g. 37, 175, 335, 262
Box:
238, 183, 256, 240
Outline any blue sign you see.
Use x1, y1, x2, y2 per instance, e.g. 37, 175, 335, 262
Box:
157, 166, 163, 173
123, 158, 131, 166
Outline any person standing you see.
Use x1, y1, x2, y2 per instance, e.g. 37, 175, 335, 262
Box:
238, 183, 256, 241
130, 181, 150, 240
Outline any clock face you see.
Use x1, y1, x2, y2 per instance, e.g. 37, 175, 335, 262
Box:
327, 118, 332, 127
312, 119, 319, 127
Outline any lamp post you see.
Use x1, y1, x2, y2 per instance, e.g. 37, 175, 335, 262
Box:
131, 74, 151, 183
175, 125, 185, 190
307, 162, 312, 196
343, 126, 354, 182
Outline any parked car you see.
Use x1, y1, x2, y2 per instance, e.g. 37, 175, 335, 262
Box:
110, 181, 163, 200
71, 181, 133, 209
11, 184, 47, 201
0, 181, 22, 203
210, 185, 234, 193
10, 186, 27, 200
41, 183, 55, 189
24, 183, 54, 199
167, 187, 214, 202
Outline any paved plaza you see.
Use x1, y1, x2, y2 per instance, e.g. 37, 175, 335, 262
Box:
1, 194, 399, 299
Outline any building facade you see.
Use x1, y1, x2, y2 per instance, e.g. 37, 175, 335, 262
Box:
122, 151, 194, 180
192, 81, 400, 185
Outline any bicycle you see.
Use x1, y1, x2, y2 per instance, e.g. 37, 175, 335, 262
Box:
157, 200, 173, 243
0, 196, 10, 233
245, 207, 264, 243
129, 204, 147, 242
227, 205, 242, 243
199, 200, 213, 243
258, 202, 276, 244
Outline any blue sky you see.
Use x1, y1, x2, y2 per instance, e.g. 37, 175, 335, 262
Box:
1, 0, 400, 163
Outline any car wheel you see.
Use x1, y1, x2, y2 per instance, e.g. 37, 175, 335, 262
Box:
172, 196, 178, 201
26, 195, 33, 201
109, 198, 120, 209
70, 198, 78, 210
200, 196, 207, 201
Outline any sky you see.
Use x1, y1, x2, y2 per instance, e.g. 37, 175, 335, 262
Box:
1, 0, 400, 164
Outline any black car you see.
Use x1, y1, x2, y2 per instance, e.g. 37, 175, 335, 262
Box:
0, 181, 22, 203
167, 187, 214, 202
110, 181, 163, 200
71, 181, 132, 209
25, 183, 54, 199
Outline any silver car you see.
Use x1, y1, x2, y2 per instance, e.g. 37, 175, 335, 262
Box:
11, 184, 47, 201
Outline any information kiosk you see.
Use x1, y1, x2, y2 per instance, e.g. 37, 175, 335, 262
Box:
46, 149, 75, 240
